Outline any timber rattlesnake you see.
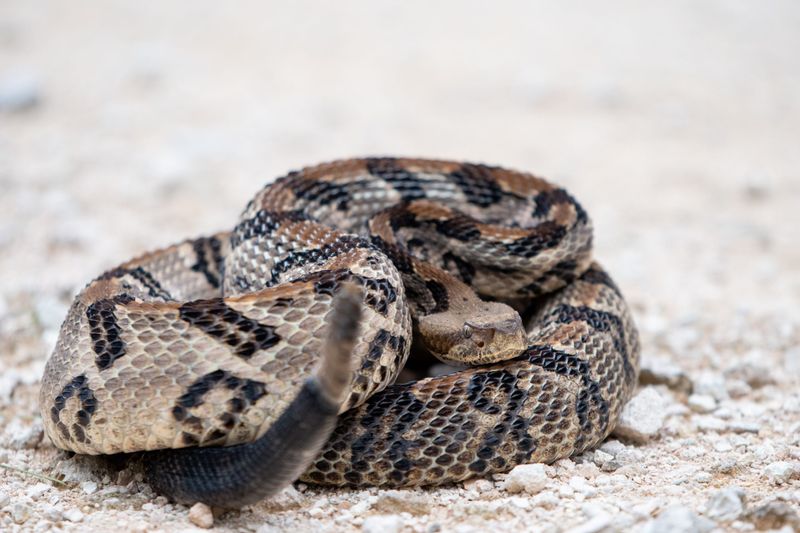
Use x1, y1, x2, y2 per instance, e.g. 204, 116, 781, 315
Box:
40, 158, 640, 507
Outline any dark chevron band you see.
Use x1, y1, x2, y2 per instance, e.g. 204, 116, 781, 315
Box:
178, 299, 281, 359
191, 236, 225, 289
86, 294, 134, 370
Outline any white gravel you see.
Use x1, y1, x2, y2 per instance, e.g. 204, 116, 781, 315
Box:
612, 386, 672, 443
704, 486, 745, 522
640, 505, 715, 533
687, 394, 717, 414
764, 461, 800, 486
63, 508, 84, 523
187, 502, 214, 529
1, 1, 799, 532
502, 464, 550, 495
0, 69, 41, 112
362, 514, 404, 533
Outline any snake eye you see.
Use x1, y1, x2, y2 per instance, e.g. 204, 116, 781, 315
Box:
462, 324, 473, 339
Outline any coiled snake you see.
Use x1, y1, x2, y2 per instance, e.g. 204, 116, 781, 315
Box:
40, 158, 640, 508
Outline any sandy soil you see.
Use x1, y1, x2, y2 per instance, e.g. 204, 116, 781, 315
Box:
1, 1, 799, 531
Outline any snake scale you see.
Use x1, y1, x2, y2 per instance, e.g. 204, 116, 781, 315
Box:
40, 158, 640, 507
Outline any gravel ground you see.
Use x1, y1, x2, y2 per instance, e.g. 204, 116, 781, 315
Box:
1, 1, 799, 532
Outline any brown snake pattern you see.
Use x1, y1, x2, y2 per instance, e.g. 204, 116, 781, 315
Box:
40, 158, 640, 505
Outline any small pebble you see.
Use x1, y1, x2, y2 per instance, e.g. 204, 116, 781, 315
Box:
463, 478, 493, 493
582, 502, 616, 518
712, 458, 738, 474
11, 502, 31, 524
728, 421, 760, 434
600, 460, 622, 472
687, 394, 717, 413
2, 419, 44, 449
613, 387, 671, 443
63, 508, 84, 522
694, 471, 712, 483
693, 373, 730, 402
566, 514, 612, 533
723, 362, 775, 388
532, 490, 560, 509
574, 461, 600, 479
502, 464, 549, 494
764, 461, 800, 485
452, 525, 480, 533
25, 482, 51, 499
784, 347, 800, 374
41, 504, 63, 522
362, 514, 403, 533
188, 502, 214, 529
726, 379, 751, 398
0, 70, 41, 112
256, 525, 283, 533
53, 457, 103, 484
705, 487, 745, 521
509, 495, 532, 509
81, 481, 99, 495
639, 357, 693, 394
631, 499, 659, 519
641, 505, 714, 533
568, 476, 597, 497
745, 501, 800, 531
374, 490, 430, 516
694, 415, 727, 432
598, 440, 633, 459
665, 325, 700, 354
592, 449, 614, 468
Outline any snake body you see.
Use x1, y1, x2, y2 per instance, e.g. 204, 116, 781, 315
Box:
40, 158, 640, 507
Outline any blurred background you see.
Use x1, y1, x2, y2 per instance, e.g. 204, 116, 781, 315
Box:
1, 1, 798, 315
1, 2, 799, 530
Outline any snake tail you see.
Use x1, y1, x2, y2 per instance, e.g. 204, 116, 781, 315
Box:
142, 287, 362, 507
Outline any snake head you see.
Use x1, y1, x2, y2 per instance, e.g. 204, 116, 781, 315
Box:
418, 301, 528, 364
